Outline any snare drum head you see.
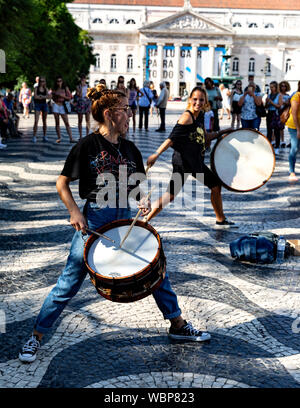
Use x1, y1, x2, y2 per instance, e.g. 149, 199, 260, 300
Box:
87, 224, 159, 279
212, 129, 275, 192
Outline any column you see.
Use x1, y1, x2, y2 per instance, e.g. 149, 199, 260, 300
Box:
190, 44, 198, 89
139, 43, 147, 84
274, 46, 285, 83
173, 43, 181, 97
156, 43, 164, 88
207, 44, 216, 78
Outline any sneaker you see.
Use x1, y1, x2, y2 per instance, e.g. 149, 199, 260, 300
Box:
274, 148, 280, 155
19, 334, 41, 363
281, 143, 286, 148
215, 218, 238, 229
32, 137, 37, 143
43, 136, 49, 142
169, 321, 211, 342
0, 142, 7, 149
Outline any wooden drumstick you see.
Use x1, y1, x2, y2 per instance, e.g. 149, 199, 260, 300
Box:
85, 228, 115, 243
119, 187, 155, 249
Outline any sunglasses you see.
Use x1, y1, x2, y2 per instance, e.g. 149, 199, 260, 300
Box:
111, 106, 131, 113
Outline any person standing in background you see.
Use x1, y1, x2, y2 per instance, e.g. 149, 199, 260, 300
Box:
219, 83, 231, 120
32, 77, 51, 143
127, 78, 143, 136
149, 82, 158, 117
230, 80, 243, 129
116, 76, 129, 98
51, 76, 75, 144
265, 81, 283, 155
278, 81, 291, 149
138, 80, 153, 131
238, 83, 262, 131
285, 82, 300, 182
155, 82, 169, 132
204, 78, 222, 131
74, 74, 91, 140
19, 82, 32, 119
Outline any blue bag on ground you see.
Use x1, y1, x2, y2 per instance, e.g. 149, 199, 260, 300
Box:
230, 233, 277, 264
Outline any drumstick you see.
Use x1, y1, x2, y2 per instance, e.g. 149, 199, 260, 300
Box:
119, 187, 155, 249
85, 228, 115, 243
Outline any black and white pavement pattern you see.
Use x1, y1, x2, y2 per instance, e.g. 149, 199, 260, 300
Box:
0, 106, 299, 389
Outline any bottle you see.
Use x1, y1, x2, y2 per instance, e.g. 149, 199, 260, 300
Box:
276, 236, 286, 263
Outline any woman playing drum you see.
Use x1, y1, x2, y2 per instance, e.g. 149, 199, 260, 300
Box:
19, 84, 211, 363
146, 86, 237, 228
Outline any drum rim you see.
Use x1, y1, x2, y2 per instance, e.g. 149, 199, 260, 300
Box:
83, 219, 162, 281
210, 128, 275, 193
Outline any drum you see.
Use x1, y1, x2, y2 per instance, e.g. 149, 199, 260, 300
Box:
211, 129, 275, 192
83, 219, 166, 303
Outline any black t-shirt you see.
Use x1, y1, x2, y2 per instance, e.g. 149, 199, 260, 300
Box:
168, 110, 206, 173
61, 133, 146, 205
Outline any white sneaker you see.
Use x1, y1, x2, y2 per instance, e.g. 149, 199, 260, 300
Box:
43, 136, 49, 142
32, 137, 37, 143
19, 334, 41, 363
0, 142, 7, 149
274, 148, 280, 155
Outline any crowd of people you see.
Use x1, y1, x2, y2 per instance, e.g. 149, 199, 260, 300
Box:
1, 74, 300, 181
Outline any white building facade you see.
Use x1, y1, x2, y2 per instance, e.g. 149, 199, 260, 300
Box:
67, 1, 300, 96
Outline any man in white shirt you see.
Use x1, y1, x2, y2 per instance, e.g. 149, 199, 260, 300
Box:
155, 82, 169, 132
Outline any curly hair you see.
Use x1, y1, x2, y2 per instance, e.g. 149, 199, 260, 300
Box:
87, 84, 126, 123
279, 80, 291, 93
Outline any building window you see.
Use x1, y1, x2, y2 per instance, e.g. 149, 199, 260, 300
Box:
126, 19, 136, 24
232, 57, 239, 73
110, 18, 119, 24
95, 53, 100, 70
111, 80, 117, 90
285, 58, 292, 73
265, 58, 271, 76
249, 57, 255, 73
127, 54, 133, 72
248, 23, 258, 28
110, 54, 117, 72
233, 22, 241, 27
265, 23, 274, 28
92, 18, 102, 24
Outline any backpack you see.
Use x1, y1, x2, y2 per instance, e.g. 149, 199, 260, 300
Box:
229, 231, 292, 264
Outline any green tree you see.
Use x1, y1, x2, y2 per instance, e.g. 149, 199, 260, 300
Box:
0, 0, 95, 91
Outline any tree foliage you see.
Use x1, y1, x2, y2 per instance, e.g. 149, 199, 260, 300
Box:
0, 0, 95, 90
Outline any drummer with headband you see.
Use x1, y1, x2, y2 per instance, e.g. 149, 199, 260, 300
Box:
146, 86, 237, 228
19, 84, 211, 363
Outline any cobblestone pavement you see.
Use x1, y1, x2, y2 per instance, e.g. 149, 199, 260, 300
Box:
0, 107, 300, 389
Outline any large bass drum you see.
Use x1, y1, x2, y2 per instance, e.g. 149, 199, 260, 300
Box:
83, 219, 166, 303
210, 128, 275, 192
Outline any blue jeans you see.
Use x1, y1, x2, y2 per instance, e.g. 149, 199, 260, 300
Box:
34, 203, 181, 333
288, 127, 300, 174
241, 117, 261, 131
